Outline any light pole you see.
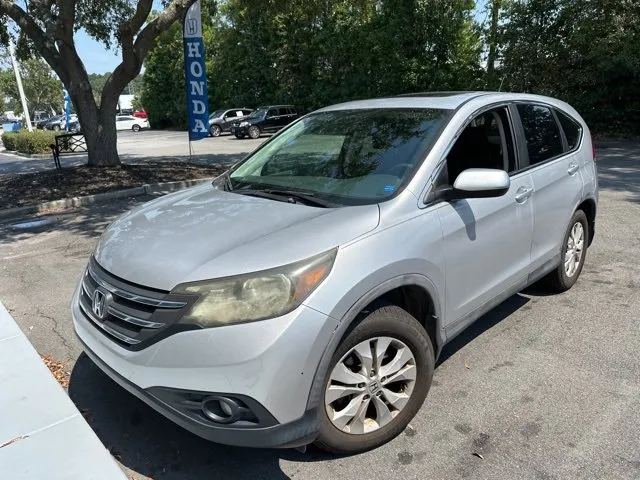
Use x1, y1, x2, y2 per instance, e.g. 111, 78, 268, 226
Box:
7, 36, 32, 131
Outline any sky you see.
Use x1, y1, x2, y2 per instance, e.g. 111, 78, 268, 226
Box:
77, 1, 487, 74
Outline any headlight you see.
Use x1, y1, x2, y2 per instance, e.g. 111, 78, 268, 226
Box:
239, 121, 249, 127
172, 249, 337, 328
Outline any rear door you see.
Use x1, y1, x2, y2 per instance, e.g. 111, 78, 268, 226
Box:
513, 103, 584, 277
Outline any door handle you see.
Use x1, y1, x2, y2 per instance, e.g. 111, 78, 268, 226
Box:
515, 186, 533, 203
568, 163, 579, 175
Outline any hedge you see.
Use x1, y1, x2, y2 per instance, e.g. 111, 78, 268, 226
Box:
1, 130, 57, 155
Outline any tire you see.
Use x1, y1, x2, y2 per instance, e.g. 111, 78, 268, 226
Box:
248, 125, 260, 139
132, 124, 141, 132
542, 209, 588, 292
315, 304, 434, 454
235, 133, 245, 139
53, 124, 61, 131
210, 124, 221, 137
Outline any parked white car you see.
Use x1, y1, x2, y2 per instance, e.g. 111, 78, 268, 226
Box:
116, 115, 149, 132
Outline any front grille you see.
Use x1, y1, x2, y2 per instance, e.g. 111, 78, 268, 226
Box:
78, 258, 197, 349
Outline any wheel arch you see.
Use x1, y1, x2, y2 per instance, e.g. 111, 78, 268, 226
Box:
305, 274, 444, 412
576, 197, 596, 246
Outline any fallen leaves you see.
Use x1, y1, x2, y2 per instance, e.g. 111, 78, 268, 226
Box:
464, 362, 470, 369
41, 355, 70, 388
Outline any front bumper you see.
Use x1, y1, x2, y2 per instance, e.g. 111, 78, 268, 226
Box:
78, 335, 319, 448
230, 125, 249, 136
71, 285, 337, 448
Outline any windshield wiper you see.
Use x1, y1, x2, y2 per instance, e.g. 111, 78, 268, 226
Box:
236, 188, 336, 208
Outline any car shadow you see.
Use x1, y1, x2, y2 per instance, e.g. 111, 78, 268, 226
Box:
436, 293, 530, 366
68, 353, 335, 480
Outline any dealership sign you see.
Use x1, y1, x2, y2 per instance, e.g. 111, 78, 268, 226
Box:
183, 1, 209, 141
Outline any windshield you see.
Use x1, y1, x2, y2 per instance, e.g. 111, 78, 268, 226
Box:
229, 108, 448, 206
249, 107, 269, 119
209, 110, 225, 120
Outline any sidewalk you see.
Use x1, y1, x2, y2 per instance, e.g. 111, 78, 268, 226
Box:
0, 302, 126, 479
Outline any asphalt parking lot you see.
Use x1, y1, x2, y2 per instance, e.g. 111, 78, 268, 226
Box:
0, 142, 638, 479
0, 130, 266, 175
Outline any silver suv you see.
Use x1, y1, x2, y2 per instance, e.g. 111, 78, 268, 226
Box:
72, 92, 598, 454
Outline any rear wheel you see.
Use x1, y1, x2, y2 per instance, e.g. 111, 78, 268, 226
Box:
235, 133, 245, 139
53, 124, 61, 131
210, 124, 221, 137
315, 304, 434, 454
248, 126, 260, 139
542, 209, 588, 292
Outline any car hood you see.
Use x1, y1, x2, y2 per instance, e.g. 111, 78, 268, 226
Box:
94, 184, 380, 291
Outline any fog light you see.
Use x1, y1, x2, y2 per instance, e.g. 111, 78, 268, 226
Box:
201, 396, 242, 424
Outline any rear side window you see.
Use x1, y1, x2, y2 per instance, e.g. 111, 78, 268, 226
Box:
556, 110, 582, 151
517, 104, 563, 165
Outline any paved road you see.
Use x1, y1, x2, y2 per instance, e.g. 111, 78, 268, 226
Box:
0, 130, 266, 176
0, 143, 638, 480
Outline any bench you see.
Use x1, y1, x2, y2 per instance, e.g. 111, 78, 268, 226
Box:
50, 132, 87, 170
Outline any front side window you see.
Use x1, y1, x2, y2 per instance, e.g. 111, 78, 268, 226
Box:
445, 107, 516, 184
517, 104, 563, 165
229, 108, 448, 206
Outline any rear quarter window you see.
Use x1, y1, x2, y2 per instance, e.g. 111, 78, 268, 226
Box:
555, 110, 582, 151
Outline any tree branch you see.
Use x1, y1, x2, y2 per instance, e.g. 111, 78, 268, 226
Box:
130, 0, 154, 33
134, 0, 197, 59
100, 0, 196, 111
0, 0, 63, 76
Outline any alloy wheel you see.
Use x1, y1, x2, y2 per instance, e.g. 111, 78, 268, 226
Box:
325, 337, 417, 435
565, 221, 584, 277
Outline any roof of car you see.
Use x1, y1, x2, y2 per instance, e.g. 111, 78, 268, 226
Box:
317, 92, 490, 112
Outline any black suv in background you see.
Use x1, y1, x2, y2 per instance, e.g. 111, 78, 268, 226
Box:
208, 108, 253, 137
231, 105, 299, 139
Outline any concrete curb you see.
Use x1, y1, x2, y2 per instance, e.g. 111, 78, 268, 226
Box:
0, 177, 213, 221
0, 302, 126, 479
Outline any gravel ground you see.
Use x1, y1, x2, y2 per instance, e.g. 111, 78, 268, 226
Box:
0, 142, 638, 480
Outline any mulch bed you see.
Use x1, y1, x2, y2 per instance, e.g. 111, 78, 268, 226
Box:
0, 162, 225, 209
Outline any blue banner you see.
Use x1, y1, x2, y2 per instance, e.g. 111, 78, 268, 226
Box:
63, 89, 71, 131
183, 1, 209, 141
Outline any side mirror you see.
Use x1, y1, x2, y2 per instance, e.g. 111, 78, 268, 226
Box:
451, 168, 510, 199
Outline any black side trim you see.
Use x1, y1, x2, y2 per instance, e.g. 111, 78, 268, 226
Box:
78, 337, 320, 448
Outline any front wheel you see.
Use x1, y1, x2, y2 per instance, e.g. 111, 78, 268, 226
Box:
542, 209, 589, 292
315, 304, 434, 454
53, 124, 61, 131
248, 126, 260, 139
132, 124, 141, 132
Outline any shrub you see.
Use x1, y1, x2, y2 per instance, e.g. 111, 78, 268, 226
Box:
2, 130, 57, 155
2, 132, 18, 151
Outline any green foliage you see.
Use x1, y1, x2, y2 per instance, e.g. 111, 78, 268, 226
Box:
1, 131, 17, 150
0, 58, 63, 115
497, 0, 640, 135
142, 0, 482, 128
2, 130, 56, 154
140, 23, 187, 129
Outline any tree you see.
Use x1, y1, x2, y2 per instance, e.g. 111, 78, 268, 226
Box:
16, 58, 63, 114
0, 0, 200, 166
499, 0, 640, 135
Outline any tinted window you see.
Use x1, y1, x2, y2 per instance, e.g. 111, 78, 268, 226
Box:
267, 109, 278, 118
230, 108, 447, 206
225, 111, 237, 118
243, 110, 253, 116
556, 110, 582, 151
517, 104, 563, 165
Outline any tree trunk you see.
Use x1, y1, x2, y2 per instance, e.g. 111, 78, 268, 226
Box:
69, 77, 121, 167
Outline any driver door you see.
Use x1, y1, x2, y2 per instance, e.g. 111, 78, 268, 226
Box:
436, 106, 535, 337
